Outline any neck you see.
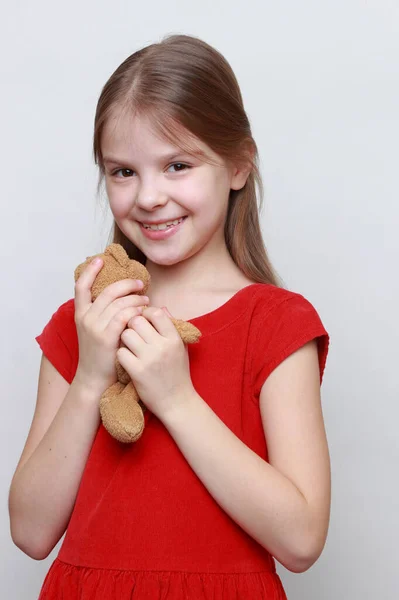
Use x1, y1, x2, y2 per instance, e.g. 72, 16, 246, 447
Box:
145, 242, 244, 296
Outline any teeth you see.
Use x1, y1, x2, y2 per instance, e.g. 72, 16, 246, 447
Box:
142, 217, 185, 231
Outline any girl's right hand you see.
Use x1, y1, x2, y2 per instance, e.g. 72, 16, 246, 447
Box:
73, 257, 149, 395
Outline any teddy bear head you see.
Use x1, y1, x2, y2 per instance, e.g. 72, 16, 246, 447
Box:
74, 243, 151, 300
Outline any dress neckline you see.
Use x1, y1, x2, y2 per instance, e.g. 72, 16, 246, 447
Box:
187, 283, 262, 337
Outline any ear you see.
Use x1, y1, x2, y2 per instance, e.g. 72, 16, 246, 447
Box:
230, 165, 252, 191
229, 142, 255, 191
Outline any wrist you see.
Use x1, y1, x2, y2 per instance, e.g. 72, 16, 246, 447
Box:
162, 388, 203, 430
72, 372, 107, 401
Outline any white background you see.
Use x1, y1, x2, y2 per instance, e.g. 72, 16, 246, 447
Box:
1, 1, 398, 598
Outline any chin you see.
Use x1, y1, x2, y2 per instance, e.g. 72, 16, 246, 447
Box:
147, 254, 187, 267
146, 246, 200, 267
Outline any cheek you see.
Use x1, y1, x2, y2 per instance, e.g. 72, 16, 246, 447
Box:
107, 187, 133, 218
214, 168, 232, 193
190, 173, 229, 212
179, 173, 215, 207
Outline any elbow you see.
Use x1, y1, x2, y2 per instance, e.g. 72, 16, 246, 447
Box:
12, 538, 52, 561
10, 522, 53, 560
9, 518, 55, 561
283, 550, 320, 574
9, 490, 59, 560
276, 533, 328, 574
11, 530, 52, 561
279, 509, 330, 574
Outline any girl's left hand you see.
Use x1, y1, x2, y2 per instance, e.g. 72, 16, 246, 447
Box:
117, 306, 195, 422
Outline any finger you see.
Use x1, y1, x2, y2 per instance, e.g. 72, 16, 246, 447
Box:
121, 325, 147, 355
162, 306, 174, 319
105, 305, 145, 340
74, 257, 103, 317
140, 306, 178, 339
94, 279, 145, 318
117, 345, 139, 370
127, 314, 160, 344
99, 292, 149, 326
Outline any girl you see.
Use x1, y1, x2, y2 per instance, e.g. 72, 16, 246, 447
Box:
9, 34, 331, 599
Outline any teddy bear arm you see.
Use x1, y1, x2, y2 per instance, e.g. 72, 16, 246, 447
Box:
171, 319, 201, 344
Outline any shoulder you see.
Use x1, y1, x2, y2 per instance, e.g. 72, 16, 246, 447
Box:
42, 298, 77, 338
248, 283, 320, 321
247, 284, 330, 393
35, 298, 78, 384
52, 298, 75, 318
36, 297, 76, 337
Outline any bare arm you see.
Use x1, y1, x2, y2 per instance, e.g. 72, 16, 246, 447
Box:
9, 258, 148, 560
8, 355, 101, 560
162, 339, 331, 573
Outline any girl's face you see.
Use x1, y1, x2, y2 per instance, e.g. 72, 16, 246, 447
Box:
101, 112, 249, 267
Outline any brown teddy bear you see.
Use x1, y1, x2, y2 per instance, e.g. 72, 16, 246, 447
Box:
74, 243, 201, 443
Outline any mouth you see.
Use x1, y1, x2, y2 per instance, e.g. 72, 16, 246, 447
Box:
139, 216, 188, 240
140, 216, 187, 230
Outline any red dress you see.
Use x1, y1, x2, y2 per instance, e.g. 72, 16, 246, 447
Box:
35, 283, 329, 599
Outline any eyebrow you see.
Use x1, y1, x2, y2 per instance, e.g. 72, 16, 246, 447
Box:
103, 152, 192, 166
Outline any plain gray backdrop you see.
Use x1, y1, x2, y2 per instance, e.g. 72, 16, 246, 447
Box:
2, 1, 398, 598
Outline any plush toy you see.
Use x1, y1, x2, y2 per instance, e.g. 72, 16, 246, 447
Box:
74, 243, 201, 443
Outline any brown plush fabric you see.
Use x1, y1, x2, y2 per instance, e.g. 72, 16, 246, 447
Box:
74, 243, 201, 443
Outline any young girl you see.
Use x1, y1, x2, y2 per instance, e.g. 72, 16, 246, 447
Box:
9, 34, 331, 599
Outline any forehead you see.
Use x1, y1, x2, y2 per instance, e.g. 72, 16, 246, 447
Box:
101, 109, 219, 164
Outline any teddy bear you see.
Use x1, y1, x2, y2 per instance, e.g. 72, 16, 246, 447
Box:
74, 243, 201, 443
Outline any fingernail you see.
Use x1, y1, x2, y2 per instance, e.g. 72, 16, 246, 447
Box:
162, 306, 173, 318
92, 257, 102, 265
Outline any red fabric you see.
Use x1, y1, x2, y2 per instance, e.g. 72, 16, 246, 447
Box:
35, 283, 329, 599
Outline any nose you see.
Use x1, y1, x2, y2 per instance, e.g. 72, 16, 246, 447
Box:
135, 176, 168, 212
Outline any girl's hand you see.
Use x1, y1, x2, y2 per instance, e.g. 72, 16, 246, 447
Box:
117, 306, 195, 421
73, 258, 149, 396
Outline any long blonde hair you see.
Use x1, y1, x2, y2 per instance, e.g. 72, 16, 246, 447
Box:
93, 34, 283, 287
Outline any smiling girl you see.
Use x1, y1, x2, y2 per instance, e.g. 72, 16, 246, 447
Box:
9, 34, 331, 599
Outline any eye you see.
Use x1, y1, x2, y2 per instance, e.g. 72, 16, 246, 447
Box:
110, 163, 190, 178
111, 168, 135, 178
167, 163, 190, 173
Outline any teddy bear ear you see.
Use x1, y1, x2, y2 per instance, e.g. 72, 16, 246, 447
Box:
104, 243, 130, 269
104, 243, 151, 290
128, 261, 151, 290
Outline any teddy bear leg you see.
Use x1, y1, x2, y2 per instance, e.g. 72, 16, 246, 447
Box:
100, 382, 145, 443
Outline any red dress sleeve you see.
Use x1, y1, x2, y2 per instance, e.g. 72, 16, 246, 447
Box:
35, 299, 78, 385
251, 293, 330, 398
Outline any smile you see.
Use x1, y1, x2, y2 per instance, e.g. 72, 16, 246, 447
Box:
139, 216, 188, 240
141, 216, 186, 230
